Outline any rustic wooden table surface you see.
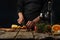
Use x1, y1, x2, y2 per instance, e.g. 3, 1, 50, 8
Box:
0, 28, 60, 40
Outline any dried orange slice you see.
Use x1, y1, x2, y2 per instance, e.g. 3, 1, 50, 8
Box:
52, 24, 60, 32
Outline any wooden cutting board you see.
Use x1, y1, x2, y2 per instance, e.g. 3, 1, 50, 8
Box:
0, 28, 16, 32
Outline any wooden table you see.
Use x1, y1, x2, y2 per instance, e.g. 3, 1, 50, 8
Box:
0, 28, 60, 40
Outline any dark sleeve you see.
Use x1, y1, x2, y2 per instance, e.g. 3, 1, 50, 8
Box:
24, 0, 45, 21
41, 0, 48, 13
17, 0, 24, 13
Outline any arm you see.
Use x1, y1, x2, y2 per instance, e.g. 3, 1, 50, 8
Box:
18, 12, 23, 18
17, 0, 24, 24
33, 16, 40, 23
26, 16, 41, 28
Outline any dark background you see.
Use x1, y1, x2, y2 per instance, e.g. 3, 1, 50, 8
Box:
53, 0, 60, 24
0, 0, 60, 27
0, 0, 17, 27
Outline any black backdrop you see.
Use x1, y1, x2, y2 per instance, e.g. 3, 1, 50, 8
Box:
0, 0, 17, 27
0, 0, 60, 27
53, 0, 60, 24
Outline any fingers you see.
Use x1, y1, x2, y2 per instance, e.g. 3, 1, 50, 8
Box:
26, 21, 31, 27
17, 18, 24, 24
26, 21, 35, 29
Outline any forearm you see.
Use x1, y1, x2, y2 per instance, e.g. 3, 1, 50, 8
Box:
33, 16, 40, 23
18, 12, 24, 18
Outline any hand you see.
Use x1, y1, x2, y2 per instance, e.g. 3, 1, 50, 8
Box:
17, 12, 24, 24
26, 16, 40, 29
26, 21, 35, 29
17, 17, 24, 24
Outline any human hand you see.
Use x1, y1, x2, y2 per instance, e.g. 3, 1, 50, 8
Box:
26, 21, 35, 29
17, 17, 24, 24
26, 16, 40, 29
17, 12, 24, 24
